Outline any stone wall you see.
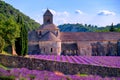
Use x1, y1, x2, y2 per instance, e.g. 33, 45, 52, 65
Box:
91, 40, 120, 56
28, 44, 40, 55
77, 41, 93, 56
39, 41, 61, 55
0, 54, 119, 77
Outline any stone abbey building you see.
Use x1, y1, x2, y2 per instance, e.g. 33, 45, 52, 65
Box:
28, 9, 120, 56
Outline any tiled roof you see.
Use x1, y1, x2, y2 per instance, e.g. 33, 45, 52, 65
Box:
60, 32, 120, 41
40, 32, 61, 41
39, 24, 59, 30
43, 9, 53, 16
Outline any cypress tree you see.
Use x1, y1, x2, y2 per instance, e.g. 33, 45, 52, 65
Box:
109, 23, 115, 32
24, 24, 28, 55
21, 24, 28, 55
16, 14, 28, 56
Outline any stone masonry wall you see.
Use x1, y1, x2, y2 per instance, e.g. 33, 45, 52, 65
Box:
0, 54, 119, 77
91, 40, 120, 56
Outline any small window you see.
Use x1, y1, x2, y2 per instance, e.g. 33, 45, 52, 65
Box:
51, 48, 53, 52
44, 48, 45, 52
47, 19, 50, 23
74, 50, 76, 54
39, 31, 42, 36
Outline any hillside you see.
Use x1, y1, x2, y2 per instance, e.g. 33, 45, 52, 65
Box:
0, 1, 40, 55
58, 23, 120, 32
0, 1, 40, 31
58, 24, 96, 32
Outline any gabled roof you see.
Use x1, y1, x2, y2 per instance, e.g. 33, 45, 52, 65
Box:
40, 32, 60, 41
43, 9, 53, 16
60, 32, 120, 41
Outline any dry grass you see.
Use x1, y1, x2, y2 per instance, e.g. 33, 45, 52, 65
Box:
54, 71, 64, 76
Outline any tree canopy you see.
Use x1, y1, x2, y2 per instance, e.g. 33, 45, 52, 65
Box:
58, 23, 120, 32
0, 1, 40, 31
0, 1, 40, 55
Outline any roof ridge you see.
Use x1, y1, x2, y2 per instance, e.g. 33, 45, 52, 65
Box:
44, 9, 53, 16
40, 31, 60, 41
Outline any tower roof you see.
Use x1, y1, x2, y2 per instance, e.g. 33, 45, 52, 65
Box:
40, 32, 60, 41
43, 9, 53, 16
39, 24, 59, 30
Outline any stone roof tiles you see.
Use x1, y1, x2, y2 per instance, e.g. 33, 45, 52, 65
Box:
39, 24, 59, 30
43, 9, 53, 16
40, 31, 60, 41
60, 32, 120, 41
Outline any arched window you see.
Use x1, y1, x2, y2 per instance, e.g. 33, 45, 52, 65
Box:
51, 48, 53, 52
47, 19, 50, 23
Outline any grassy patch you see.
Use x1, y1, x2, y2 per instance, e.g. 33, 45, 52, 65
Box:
79, 74, 88, 76
0, 76, 15, 80
0, 63, 11, 70
76, 73, 88, 77
1, 51, 11, 56
0, 64, 8, 70
30, 75, 36, 80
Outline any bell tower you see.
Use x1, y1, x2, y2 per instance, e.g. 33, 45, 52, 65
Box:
37, 9, 61, 55
43, 9, 53, 24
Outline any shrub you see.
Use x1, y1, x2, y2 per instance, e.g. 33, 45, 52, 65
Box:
0, 76, 15, 80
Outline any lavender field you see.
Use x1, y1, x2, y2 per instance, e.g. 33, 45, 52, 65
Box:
0, 55, 120, 80
0, 67, 120, 80
29, 55, 120, 68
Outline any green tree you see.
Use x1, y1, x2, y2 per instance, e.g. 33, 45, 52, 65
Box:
109, 23, 115, 32
0, 14, 7, 52
116, 28, 120, 32
16, 15, 28, 56
0, 1, 40, 55
0, 15, 20, 55
0, 36, 5, 53
4, 18, 20, 55
0, 1, 40, 31
21, 24, 28, 55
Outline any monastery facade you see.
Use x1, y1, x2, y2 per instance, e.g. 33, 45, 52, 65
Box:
28, 9, 120, 56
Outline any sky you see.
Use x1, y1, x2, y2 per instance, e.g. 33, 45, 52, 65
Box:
4, 0, 120, 26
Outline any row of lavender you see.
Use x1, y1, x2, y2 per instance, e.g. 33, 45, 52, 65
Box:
29, 55, 120, 68
0, 67, 119, 80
